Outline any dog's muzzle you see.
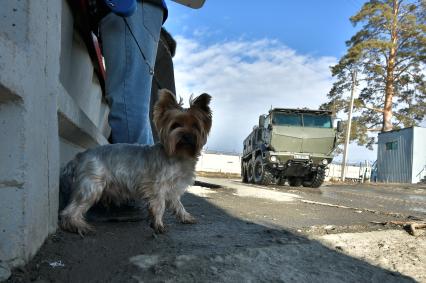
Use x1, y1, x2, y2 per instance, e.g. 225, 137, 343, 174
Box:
180, 133, 196, 146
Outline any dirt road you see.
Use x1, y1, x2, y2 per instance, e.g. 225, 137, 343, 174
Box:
6, 178, 426, 282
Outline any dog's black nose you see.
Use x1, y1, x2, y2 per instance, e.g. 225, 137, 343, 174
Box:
181, 133, 196, 146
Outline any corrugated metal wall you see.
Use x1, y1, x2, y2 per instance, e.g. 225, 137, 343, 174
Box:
377, 128, 413, 183
412, 127, 426, 183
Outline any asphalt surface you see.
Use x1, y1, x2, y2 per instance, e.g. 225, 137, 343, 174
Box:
196, 177, 426, 234
313, 183, 426, 216
6, 178, 426, 283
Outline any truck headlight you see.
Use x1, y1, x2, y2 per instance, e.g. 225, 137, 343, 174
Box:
270, 156, 277, 162
322, 159, 328, 165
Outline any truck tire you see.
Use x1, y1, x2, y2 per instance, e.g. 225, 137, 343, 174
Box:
276, 177, 285, 186
247, 160, 255, 183
288, 177, 302, 187
303, 167, 326, 188
242, 162, 248, 183
253, 156, 273, 185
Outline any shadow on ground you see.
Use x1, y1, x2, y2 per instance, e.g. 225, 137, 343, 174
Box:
8, 191, 415, 283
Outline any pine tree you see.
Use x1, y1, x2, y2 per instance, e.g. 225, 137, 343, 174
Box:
322, 0, 426, 149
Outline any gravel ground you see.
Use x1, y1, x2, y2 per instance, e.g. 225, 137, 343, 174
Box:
317, 230, 426, 283
5, 179, 425, 282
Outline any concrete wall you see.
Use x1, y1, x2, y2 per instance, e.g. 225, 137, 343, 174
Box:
0, 0, 109, 271
196, 152, 242, 174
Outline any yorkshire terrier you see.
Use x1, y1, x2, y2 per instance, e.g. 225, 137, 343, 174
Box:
59, 89, 212, 235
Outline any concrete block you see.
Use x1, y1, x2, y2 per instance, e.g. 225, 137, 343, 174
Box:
0, 34, 27, 102
0, 1, 29, 47
0, 0, 62, 267
0, 0, 109, 268
61, 32, 102, 127
59, 1, 74, 85
57, 85, 109, 148
59, 7, 110, 132
0, 261, 11, 282
60, 138, 85, 166
0, 187, 25, 267
0, 85, 21, 104
0, 101, 25, 188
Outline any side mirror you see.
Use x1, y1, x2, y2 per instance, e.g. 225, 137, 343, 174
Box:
259, 115, 265, 128
337, 121, 343, 133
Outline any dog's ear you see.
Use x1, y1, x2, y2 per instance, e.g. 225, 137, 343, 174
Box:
153, 89, 180, 132
154, 89, 181, 117
156, 89, 179, 109
190, 93, 212, 115
190, 93, 212, 134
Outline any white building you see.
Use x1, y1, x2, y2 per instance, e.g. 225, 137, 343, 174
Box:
196, 151, 241, 175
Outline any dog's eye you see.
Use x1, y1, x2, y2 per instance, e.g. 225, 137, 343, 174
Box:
170, 122, 182, 130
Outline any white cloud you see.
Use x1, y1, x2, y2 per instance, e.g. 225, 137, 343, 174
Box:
172, 36, 340, 155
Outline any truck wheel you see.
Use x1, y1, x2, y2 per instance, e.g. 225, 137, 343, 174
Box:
247, 161, 255, 183
242, 162, 248, 183
253, 156, 273, 185
288, 177, 302, 187
303, 167, 326, 188
276, 177, 286, 186
274, 176, 285, 186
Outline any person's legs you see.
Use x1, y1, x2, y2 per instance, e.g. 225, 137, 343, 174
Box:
93, 2, 163, 221
100, 2, 163, 144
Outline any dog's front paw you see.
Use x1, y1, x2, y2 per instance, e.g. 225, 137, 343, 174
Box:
180, 213, 197, 224
151, 222, 167, 234
60, 216, 94, 237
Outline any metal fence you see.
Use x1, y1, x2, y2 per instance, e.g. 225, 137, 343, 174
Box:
326, 162, 372, 182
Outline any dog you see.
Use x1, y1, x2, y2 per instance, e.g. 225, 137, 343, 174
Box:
59, 89, 212, 235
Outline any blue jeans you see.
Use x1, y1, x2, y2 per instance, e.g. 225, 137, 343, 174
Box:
100, 2, 163, 144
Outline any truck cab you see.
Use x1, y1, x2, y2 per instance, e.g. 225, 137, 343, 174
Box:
242, 108, 341, 187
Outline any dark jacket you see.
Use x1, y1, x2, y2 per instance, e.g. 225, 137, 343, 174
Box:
150, 28, 177, 142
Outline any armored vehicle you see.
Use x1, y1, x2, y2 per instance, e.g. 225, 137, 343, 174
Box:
241, 108, 342, 187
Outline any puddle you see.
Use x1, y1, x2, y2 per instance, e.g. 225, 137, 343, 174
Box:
187, 186, 218, 197
232, 187, 301, 202
407, 195, 426, 202
409, 206, 426, 214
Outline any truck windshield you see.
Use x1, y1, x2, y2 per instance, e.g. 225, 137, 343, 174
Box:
272, 113, 301, 126
303, 114, 332, 128
272, 113, 332, 128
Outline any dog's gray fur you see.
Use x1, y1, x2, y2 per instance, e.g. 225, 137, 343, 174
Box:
59, 89, 212, 235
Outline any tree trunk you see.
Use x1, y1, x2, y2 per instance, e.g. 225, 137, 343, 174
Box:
382, 0, 399, 132
383, 79, 394, 132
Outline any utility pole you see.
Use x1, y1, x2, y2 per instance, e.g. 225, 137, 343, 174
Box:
341, 70, 357, 182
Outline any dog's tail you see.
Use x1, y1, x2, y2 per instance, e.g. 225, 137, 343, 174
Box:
59, 157, 78, 211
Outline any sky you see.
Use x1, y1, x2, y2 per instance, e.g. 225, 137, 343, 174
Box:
163, 0, 377, 163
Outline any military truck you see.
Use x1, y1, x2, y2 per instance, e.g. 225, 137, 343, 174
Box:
241, 108, 342, 187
